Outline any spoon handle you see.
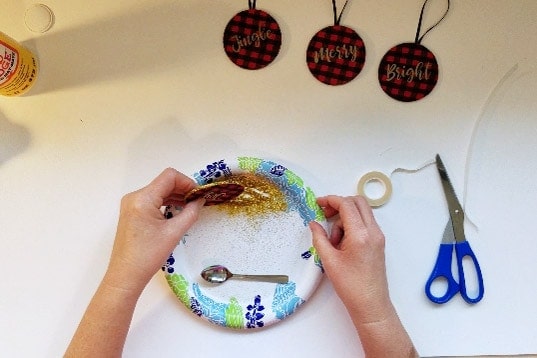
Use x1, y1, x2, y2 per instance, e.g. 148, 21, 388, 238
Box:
231, 274, 289, 284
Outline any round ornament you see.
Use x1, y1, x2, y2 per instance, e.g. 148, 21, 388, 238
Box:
185, 183, 245, 206
306, 25, 366, 86
378, 0, 449, 102
223, 7, 282, 70
378, 42, 438, 102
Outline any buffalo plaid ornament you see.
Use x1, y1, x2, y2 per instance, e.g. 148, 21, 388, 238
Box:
185, 183, 244, 206
223, 0, 282, 70
306, 0, 366, 86
378, 0, 450, 102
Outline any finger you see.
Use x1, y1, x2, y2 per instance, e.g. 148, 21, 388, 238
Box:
163, 193, 188, 207
329, 219, 345, 246
316, 196, 340, 218
146, 168, 197, 206
322, 195, 367, 233
164, 198, 205, 243
352, 195, 377, 227
166, 193, 187, 201
309, 221, 335, 259
162, 199, 186, 207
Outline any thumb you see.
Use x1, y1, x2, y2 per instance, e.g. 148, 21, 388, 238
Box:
309, 221, 334, 259
165, 199, 205, 241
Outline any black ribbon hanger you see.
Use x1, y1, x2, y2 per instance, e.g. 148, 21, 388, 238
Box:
415, 0, 451, 44
332, 0, 351, 26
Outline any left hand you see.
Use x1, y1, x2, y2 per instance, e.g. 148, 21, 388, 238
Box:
105, 168, 204, 293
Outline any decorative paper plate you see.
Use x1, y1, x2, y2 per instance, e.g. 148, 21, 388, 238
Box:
162, 157, 325, 329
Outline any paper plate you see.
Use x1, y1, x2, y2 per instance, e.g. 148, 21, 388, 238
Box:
162, 156, 325, 329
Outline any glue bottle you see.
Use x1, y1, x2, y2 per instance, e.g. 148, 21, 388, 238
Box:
0, 31, 38, 96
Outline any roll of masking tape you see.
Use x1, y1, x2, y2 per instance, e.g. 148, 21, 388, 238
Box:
357, 171, 393, 207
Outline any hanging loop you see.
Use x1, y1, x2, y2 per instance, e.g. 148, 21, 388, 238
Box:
415, 0, 450, 44
248, 0, 256, 10
332, 0, 351, 26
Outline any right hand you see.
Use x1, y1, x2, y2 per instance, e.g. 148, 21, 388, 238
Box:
309, 195, 393, 324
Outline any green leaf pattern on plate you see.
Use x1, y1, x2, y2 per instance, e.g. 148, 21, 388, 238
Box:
166, 273, 190, 307
238, 157, 263, 172
305, 187, 324, 222
284, 169, 304, 188
310, 246, 322, 269
225, 297, 244, 329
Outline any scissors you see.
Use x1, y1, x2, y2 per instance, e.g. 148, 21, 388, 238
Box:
425, 154, 484, 304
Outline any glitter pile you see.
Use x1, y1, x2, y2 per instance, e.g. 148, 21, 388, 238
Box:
215, 173, 287, 217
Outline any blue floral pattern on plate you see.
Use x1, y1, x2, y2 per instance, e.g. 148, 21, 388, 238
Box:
246, 295, 265, 329
194, 160, 232, 184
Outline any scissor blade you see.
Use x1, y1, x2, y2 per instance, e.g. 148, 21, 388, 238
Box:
441, 219, 456, 244
436, 154, 465, 242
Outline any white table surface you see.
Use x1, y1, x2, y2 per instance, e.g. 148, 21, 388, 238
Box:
1, 1, 537, 357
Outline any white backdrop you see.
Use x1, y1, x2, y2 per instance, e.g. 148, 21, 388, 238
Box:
1, 1, 536, 356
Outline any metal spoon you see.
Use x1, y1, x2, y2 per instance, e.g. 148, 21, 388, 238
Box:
200, 265, 289, 284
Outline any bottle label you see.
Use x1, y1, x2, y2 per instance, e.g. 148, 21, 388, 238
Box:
0, 41, 19, 85
0, 33, 38, 96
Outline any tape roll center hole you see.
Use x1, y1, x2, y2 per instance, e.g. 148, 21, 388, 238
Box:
363, 179, 386, 201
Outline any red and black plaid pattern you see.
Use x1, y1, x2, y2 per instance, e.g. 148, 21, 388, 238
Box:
185, 183, 244, 206
223, 9, 282, 70
378, 42, 439, 102
306, 25, 366, 86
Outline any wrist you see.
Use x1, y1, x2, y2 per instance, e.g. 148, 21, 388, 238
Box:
342, 293, 397, 326
346, 300, 417, 358
102, 264, 147, 299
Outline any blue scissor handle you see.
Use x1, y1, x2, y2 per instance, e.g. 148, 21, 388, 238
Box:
425, 243, 459, 304
455, 240, 484, 304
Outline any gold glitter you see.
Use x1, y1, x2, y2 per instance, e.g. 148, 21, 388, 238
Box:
215, 173, 287, 217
